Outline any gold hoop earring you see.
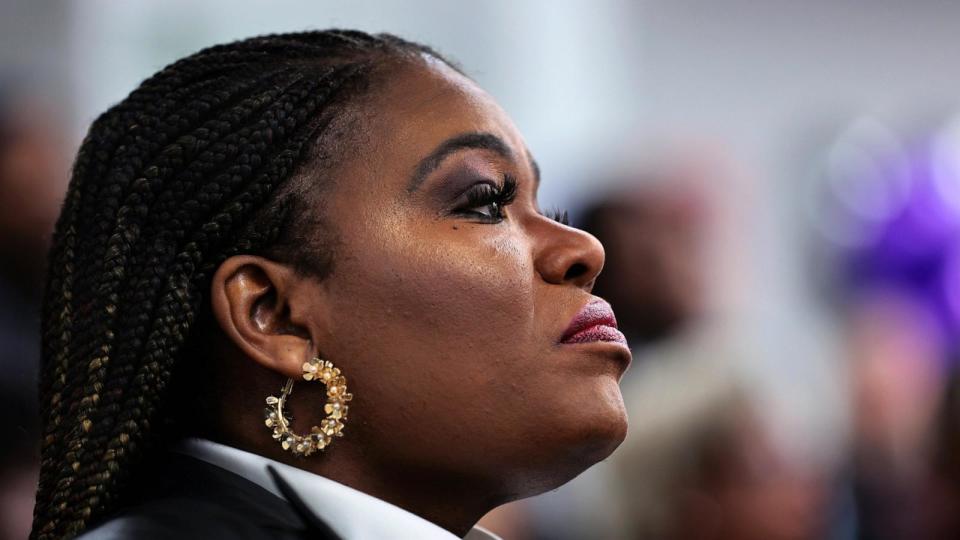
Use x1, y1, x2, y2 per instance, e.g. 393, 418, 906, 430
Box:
264, 357, 352, 457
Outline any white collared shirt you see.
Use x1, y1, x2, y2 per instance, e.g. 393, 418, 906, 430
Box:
172, 438, 500, 540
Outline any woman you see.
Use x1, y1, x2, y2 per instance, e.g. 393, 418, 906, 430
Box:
31, 30, 631, 539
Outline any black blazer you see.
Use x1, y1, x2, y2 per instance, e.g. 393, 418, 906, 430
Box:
77, 452, 341, 539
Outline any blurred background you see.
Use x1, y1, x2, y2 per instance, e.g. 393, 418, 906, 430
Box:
3, 1, 960, 539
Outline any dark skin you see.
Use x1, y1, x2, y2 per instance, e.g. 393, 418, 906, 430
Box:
203, 56, 631, 536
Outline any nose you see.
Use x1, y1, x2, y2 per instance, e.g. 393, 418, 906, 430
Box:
534, 217, 605, 290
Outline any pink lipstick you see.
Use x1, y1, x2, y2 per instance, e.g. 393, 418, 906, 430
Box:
561, 299, 628, 346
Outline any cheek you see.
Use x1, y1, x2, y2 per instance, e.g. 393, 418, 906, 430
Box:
342, 223, 534, 349
326, 220, 539, 421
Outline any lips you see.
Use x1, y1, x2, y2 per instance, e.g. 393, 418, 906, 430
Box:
560, 298, 628, 346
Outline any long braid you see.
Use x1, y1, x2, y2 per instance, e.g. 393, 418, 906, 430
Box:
33, 30, 455, 539
37, 69, 293, 508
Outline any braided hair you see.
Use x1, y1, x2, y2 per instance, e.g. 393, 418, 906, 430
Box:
32, 29, 455, 539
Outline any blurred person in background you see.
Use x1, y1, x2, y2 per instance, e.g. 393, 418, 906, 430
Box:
843, 292, 948, 539
0, 89, 68, 540
662, 399, 828, 540
578, 154, 714, 346
589, 155, 831, 540
0, 90, 66, 382
926, 368, 960, 537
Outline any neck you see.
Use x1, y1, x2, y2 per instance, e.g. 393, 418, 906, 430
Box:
318, 457, 497, 537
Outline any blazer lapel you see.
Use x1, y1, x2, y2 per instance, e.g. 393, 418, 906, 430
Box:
266, 465, 342, 539
122, 452, 342, 539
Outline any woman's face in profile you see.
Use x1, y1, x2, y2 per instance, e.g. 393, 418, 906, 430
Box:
291, 58, 631, 496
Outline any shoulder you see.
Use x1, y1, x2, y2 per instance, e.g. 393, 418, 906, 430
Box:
74, 452, 319, 540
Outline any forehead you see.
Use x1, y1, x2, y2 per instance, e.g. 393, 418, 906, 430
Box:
355, 58, 528, 177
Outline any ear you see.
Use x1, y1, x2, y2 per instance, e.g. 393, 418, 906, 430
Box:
210, 255, 319, 379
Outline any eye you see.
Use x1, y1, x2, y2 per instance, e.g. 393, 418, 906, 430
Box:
456, 175, 517, 222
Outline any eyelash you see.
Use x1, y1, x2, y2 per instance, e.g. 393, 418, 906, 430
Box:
544, 207, 570, 226
459, 175, 518, 222
458, 174, 569, 226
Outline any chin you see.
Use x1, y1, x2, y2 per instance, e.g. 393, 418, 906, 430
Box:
509, 380, 629, 498
568, 370, 629, 454
568, 383, 629, 465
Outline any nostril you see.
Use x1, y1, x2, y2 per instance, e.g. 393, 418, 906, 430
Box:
563, 262, 589, 282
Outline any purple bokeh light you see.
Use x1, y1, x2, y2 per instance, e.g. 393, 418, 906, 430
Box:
831, 122, 960, 364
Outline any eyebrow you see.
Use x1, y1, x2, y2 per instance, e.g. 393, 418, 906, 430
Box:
407, 132, 514, 193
